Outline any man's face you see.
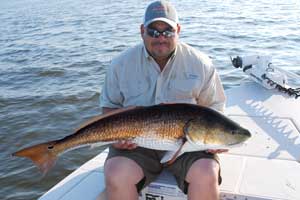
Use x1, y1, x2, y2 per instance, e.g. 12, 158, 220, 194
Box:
141, 21, 180, 60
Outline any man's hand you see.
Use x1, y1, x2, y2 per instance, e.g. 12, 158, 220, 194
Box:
206, 149, 228, 154
112, 140, 137, 150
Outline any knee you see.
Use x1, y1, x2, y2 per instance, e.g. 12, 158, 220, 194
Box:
186, 159, 219, 185
104, 157, 143, 187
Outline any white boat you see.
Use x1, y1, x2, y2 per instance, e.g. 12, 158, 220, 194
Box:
39, 57, 300, 200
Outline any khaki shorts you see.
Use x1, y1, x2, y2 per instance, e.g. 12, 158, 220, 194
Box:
106, 146, 222, 194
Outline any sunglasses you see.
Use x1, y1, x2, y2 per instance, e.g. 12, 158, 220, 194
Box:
146, 28, 176, 38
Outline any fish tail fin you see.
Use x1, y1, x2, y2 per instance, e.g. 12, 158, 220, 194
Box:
12, 141, 58, 175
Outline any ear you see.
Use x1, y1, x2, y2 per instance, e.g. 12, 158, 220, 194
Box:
176, 24, 181, 34
140, 24, 145, 37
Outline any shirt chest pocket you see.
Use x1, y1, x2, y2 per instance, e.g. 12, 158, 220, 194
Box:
169, 79, 200, 99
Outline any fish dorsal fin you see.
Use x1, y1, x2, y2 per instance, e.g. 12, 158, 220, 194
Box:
75, 106, 139, 132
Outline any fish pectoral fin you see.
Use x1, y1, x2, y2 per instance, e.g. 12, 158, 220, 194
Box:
160, 139, 187, 164
182, 140, 207, 152
160, 140, 210, 164
183, 119, 194, 136
160, 151, 181, 163
183, 118, 202, 142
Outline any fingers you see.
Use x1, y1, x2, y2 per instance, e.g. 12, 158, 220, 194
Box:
206, 149, 229, 154
112, 140, 137, 150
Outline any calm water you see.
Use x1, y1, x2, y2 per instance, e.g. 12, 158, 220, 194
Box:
0, 0, 299, 199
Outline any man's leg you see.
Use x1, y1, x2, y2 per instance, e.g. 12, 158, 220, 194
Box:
104, 156, 144, 200
185, 158, 220, 200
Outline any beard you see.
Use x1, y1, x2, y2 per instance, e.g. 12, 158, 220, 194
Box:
149, 41, 175, 59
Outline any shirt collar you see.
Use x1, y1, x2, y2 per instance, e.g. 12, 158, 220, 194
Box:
143, 45, 152, 60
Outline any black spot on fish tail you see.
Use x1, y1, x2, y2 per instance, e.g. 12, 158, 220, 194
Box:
48, 145, 54, 150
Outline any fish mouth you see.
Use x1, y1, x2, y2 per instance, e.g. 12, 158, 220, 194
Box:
234, 128, 251, 137
243, 129, 252, 138
227, 128, 251, 146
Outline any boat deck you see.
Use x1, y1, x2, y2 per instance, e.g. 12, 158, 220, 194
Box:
39, 83, 300, 200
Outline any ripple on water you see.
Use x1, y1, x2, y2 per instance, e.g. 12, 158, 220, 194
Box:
38, 68, 66, 77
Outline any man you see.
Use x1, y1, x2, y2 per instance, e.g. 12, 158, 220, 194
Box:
99, 1, 227, 200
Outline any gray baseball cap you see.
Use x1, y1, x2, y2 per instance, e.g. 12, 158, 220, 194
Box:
143, 1, 179, 28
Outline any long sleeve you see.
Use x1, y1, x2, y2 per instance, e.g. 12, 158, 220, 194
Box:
197, 65, 226, 112
99, 60, 124, 108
